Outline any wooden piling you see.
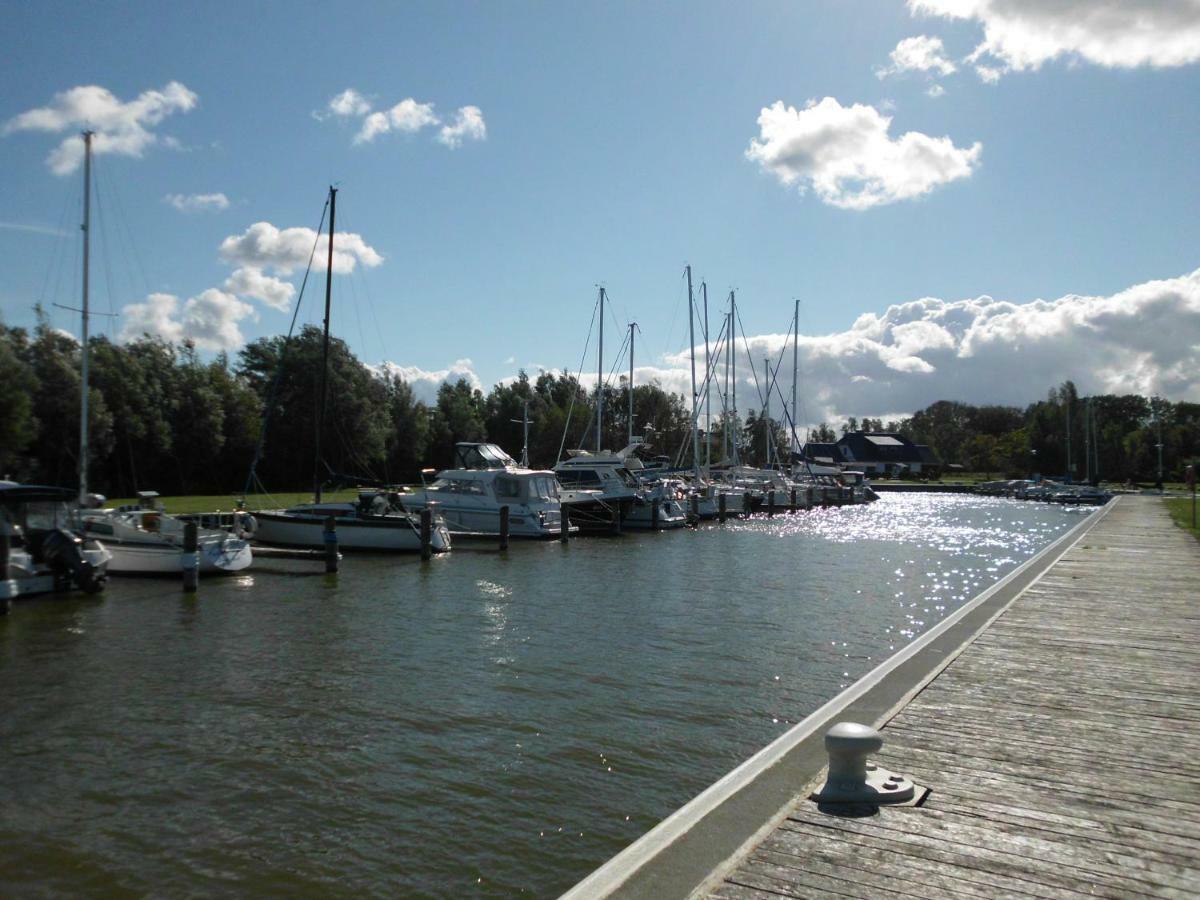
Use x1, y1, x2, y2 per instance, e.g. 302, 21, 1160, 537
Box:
323, 515, 339, 573
767, 490, 775, 518
743, 492, 752, 519
560, 505, 570, 543
612, 504, 622, 535
0, 528, 11, 612
420, 509, 433, 560
499, 505, 510, 551
718, 493, 727, 524
690, 494, 700, 522
651, 498, 660, 530
182, 522, 199, 593
789, 487, 797, 513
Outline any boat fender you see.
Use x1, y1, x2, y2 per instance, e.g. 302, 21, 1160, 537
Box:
237, 513, 258, 537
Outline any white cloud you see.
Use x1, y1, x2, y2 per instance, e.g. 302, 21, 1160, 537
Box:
218, 221, 384, 275
745, 97, 981, 210
328, 88, 372, 117
877, 35, 958, 78
3, 81, 197, 175
437, 106, 487, 148
164, 192, 229, 213
119, 289, 256, 352
910, 0, 1200, 79
377, 358, 484, 403
354, 98, 440, 144
926, 84, 947, 98
223, 266, 295, 311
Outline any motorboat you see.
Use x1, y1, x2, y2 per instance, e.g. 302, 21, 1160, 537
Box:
0, 482, 110, 602
81, 491, 252, 575
401, 444, 569, 538
254, 489, 451, 551
555, 450, 689, 529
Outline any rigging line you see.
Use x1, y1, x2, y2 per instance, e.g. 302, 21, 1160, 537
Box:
660, 268, 686, 364
578, 326, 632, 446
105, 162, 153, 306
735, 305, 768, 410
241, 197, 330, 500
90, 165, 121, 340
35, 179, 77, 317
555, 290, 601, 465
336, 208, 387, 365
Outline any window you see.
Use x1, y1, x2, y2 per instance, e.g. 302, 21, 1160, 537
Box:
557, 469, 600, 487
495, 476, 521, 499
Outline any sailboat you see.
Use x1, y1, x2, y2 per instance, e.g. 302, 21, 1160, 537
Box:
251, 187, 451, 553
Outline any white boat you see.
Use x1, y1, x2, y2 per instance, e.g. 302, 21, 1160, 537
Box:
401, 444, 569, 538
81, 492, 251, 575
255, 490, 451, 551
1, 483, 110, 601
555, 450, 689, 529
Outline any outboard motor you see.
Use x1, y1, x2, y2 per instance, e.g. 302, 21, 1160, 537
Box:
41, 529, 106, 594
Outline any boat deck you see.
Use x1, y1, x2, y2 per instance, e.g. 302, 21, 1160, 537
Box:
705, 496, 1200, 898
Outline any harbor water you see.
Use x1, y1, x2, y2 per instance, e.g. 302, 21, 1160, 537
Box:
0, 494, 1084, 896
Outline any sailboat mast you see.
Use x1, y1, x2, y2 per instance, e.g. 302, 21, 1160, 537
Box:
522, 400, 530, 467
686, 265, 700, 475
764, 356, 771, 467
596, 287, 605, 452
791, 298, 799, 470
723, 311, 730, 462
627, 322, 635, 449
730, 290, 738, 464
703, 281, 710, 469
1065, 395, 1072, 482
313, 186, 337, 503
78, 130, 93, 506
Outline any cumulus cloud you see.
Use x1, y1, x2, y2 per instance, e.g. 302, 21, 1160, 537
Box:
648, 268, 1200, 429
3, 81, 197, 175
119, 289, 256, 351
327, 88, 372, 117
223, 266, 295, 311
437, 106, 487, 148
910, 0, 1200, 80
164, 192, 229, 212
745, 97, 981, 210
877, 35, 958, 79
218, 221, 384, 275
377, 358, 484, 403
355, 98, 440, 144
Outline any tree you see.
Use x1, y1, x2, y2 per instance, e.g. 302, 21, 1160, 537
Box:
0, 323, 36, 477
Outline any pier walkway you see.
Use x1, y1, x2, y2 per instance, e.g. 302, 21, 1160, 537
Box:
706, 495, 1200, 899
566, 496, 1200, 899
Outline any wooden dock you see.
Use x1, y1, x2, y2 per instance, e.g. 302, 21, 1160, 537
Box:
704, 495, 1200, 899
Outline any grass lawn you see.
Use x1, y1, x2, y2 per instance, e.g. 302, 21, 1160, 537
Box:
105, 490, 361, 515
1165, 495, 1200, 542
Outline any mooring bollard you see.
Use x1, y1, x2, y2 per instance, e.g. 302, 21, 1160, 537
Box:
323, 515, 339, 573
790, 487, 797, 513
718, 493, 727, 524
499, 505, 510, 551
651, 498, 660, 530
743, 491, 752, 519
768, 490, 776, 518
611, 505, 622, 535
420, 509, 433, 560
560, 505, 570, 543
182, 521, 199, 593
0, 527, 13, 612
690, 494, 700, 522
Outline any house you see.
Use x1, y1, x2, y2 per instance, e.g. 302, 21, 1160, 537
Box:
801, 432, 942, 477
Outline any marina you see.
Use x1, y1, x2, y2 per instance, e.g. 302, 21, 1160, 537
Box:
0, 493, 1096, 896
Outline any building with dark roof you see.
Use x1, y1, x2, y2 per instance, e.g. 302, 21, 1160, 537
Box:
801, 432, 942, 477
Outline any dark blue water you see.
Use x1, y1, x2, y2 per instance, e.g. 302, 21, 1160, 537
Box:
0, 494, 1084, 896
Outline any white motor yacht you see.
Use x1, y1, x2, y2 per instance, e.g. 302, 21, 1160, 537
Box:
555, 450, 689, 529
254, 489, 451, 552
401, 444, 569, 538
82, 492, 252, 575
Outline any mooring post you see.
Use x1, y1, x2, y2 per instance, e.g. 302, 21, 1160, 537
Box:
420, 509, 433, 560
182, 522, 199, 593
690, 494, 700, 523
323, 515, 339, 573
0, 527, 13, 612
768, 490, 775, 518
611, 504, 622, 535
790, 487, 797, 513
718, 493, 727, 524
651, 498, 660, 530
560, 505, 570, 543
743, 491, 752, 519
499, 505, 510, 551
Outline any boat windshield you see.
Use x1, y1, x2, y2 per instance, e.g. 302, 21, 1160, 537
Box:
23, 500, 73, 532
526, 476, 559, 501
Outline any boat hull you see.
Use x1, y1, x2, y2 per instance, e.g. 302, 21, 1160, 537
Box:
253, 511, 450, 552
101, 538, 252, 575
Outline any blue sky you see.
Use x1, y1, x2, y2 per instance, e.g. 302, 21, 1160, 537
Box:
3, 0, 1199, 422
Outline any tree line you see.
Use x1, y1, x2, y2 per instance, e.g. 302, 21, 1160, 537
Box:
2, 316, 1196, 496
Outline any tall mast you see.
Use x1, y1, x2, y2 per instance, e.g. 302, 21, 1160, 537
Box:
723, 311, 730, 462
791, 298, 799, 470
724, 292, 734, 468
313, 186, 337, 503
764, 356, 771, 467
596, 286, 605, 452
1064, 394, 1072, 482
703, 281, 711, 468
627, 322, 635, 448
1084, 399, 1091, 483
78, 131, 94, 506
686, 266, 700, 475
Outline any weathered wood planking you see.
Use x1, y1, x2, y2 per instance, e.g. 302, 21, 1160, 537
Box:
707, 497, 1200, 899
